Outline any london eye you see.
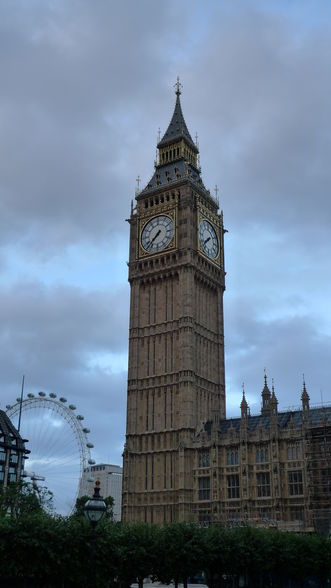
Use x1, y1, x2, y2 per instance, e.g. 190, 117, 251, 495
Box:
6, 392, 95, 514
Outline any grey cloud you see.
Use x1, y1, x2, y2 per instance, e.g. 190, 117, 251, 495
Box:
185, 9, 331, 247
0, 281, 129, 381
1, 0, 331, 471
225, 295, 331, 414
0, 0, 192, 252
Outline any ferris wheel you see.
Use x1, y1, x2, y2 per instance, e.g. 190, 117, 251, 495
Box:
6, 391, 95, 515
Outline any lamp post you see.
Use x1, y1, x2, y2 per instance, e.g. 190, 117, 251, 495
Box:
84, 480, 106, 588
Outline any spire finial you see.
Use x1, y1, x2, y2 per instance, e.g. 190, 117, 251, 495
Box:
264, 367, 267, 386
157, 127, 161, 142
135, 175, 141, 195
174, 76, 182, 96
242, 382, 245, 397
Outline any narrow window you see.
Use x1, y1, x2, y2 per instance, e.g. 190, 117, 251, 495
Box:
256, 472, 271, 497
199, 451, 210, 468
288, 470, 303, 496
227, 474, 240, 499
148, 287, 151, 324
198, 477, 210, 501
164, 453, 167, 488
154, 286, 157, 323
152, 391, 155, 430
145, 456, 148, 490
153, 338, 156, 375
165, 284, 168, 321
146, 391, 149, 430
170, 452, 173, 488
147, 340, 150, 376
170, 333, 174, 371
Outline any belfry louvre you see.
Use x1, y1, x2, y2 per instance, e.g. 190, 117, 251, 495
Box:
122, 82, 331, 533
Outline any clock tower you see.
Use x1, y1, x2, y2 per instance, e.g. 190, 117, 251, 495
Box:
122, 81, 226, 523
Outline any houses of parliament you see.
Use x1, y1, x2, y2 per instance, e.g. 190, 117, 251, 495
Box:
122, 81, 331, 533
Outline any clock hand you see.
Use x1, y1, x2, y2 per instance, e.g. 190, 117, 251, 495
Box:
203, 236, 211, 246
148, 229, 161, 248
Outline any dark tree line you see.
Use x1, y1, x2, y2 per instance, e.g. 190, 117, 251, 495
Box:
0, 486, 330, 587
1, 518, 330, 587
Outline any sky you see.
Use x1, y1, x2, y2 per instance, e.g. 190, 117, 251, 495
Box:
1, 0, 331, 508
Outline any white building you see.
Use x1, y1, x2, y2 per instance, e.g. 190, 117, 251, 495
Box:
79, 463, 122, 522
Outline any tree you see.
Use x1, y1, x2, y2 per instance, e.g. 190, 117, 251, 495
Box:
155, 523, 204, 588
0, 480, 53, 519
116, 523, 160, 588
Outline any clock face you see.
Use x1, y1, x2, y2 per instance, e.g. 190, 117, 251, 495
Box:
141, 215, 174, 254
199, 219, 219, 259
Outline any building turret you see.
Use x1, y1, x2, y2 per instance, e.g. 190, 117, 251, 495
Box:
270, 380, 278, 419
261, 371, 271, 415
301, 377, 310, 412
240, 386, 248, 420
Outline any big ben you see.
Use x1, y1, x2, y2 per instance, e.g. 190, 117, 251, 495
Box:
122, 80, 226, 523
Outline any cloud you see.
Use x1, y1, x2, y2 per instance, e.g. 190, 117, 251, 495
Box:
0, 280, 129, 382
184, 6, 331, 246
1, 0, 331, 484
225, 294, 331, 415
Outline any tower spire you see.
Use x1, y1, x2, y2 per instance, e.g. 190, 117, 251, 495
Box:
157, 80, 198, 153
301, 374, 310, 411
261, 369, 271, 415
174, 76, 182, 96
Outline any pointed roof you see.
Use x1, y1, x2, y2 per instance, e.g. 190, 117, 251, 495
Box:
270, 380, 278, 406
240, 384, 248, 410
301, 376, 310, 404
157, 79, 198, 152
262, 371, 271, 399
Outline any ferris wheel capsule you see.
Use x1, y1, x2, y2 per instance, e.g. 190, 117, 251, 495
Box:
38, 391, 46, 397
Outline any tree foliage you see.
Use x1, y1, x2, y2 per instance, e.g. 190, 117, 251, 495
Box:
0, 480, 53, 519
0, 515, 330, 587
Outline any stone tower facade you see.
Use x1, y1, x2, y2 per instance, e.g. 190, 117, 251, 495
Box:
122, 82, 226, 523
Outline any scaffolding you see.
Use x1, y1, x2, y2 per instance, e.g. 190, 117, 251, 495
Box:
304, 409, 331, 534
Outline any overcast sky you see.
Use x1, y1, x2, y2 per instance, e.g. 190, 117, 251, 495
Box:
1, 0, 331, 505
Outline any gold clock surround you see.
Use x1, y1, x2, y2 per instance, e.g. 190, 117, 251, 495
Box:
197, 206, 221, 265
138, 209, 177, 259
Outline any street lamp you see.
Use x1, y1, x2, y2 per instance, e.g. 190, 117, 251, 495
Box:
84, 479, 107, 526
84, 480, 106, 588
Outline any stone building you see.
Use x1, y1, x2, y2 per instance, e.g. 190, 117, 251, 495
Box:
79, 463, 123, 521
122, 82, 331, 532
